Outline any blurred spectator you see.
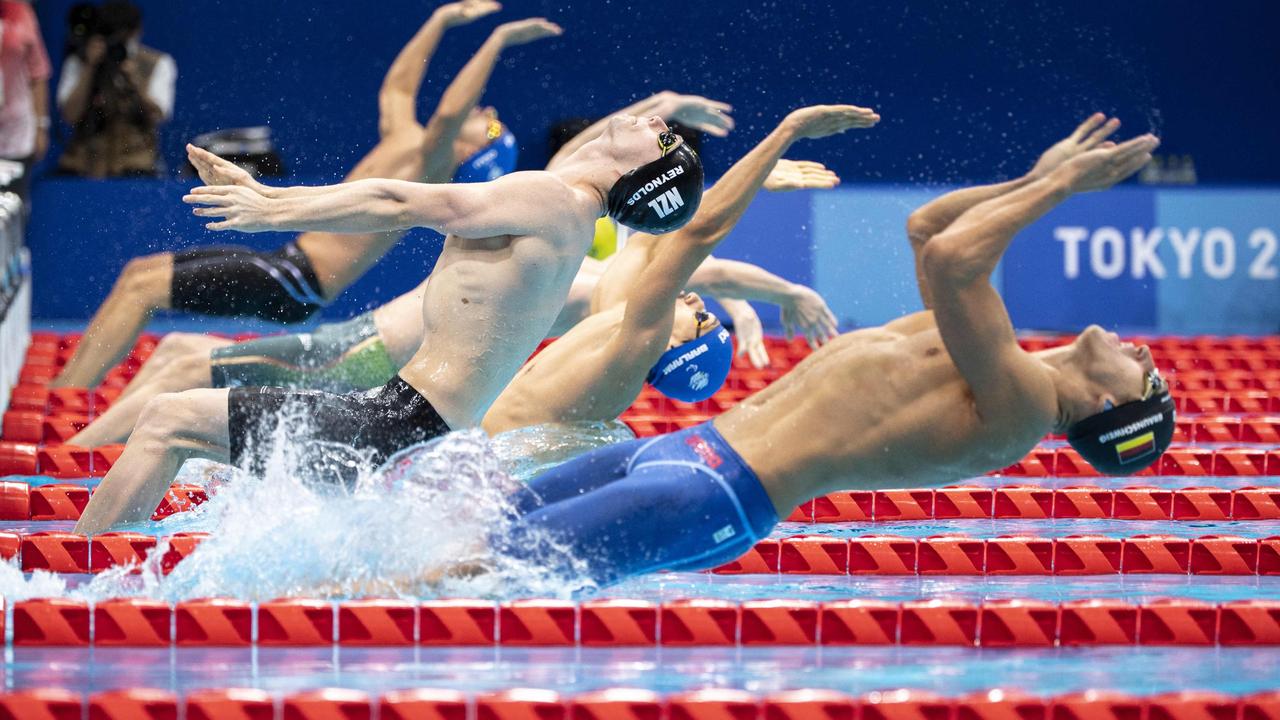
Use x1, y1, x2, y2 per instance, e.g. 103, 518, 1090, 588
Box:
55, 0, 175, 177
0, 0, 52, 204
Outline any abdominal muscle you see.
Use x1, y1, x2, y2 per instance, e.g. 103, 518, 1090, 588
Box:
399, 232, 586, 428
715, 328, 1013, 515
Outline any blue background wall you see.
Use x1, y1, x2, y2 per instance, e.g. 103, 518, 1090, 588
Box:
29, 0, 1280, 183
22, 0, 1280, 331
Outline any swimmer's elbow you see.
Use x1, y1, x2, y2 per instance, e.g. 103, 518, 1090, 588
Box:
906, 210, 939, 248
921, 234, 987, 285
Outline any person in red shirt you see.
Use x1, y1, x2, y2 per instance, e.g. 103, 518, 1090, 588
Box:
0, 0, 52, 205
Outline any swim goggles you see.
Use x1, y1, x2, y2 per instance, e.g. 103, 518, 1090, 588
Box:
658, 131, 681, 156
484, 108, 503, 141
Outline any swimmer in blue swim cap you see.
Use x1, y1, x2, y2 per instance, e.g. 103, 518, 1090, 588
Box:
52, 4, 555, 389
480, 103, 876, 434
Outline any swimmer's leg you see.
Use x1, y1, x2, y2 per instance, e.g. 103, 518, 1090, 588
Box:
51, 253, 175, 388
74, 388, 230, 535
70, 348, 216, 447
118, 333, 232, 400
502, 460, 769, 587
508, 435, 654, 513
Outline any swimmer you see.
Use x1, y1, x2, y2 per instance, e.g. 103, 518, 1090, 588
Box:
427, 119, 1170, 589
51, 1, 557, 388
67, 97, 835, 446
480, 103, 873, 434
75, 109, 707, 534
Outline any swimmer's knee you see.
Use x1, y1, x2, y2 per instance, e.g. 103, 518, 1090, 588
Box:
136, 392, 200, 441
169, 351, 213, 388
117, 257, 171, 305
152, 332, 204, 359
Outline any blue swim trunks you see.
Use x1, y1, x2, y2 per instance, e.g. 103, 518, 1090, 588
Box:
500, 422, 779, 587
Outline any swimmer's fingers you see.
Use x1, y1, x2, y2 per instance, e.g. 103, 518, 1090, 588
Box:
454, 0, 502, 23
672, 96, 736, 137
785, 104, 880, 139
1081, 117, 1121, 149
747, 340, 770, 369
780, 309, 796, 341
1070, 112, 1108, 142
495, 18, 563, 45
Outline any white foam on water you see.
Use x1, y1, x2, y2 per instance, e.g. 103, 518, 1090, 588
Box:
0, 407, 604, 604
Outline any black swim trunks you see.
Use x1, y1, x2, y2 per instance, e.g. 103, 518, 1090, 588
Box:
169, 241, 325, 323
227, 375, 451, 482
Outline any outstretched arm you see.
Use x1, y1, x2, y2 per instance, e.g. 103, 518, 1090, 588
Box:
379, 0, 502, 138
612, 104, 878, 347
908, 113, 1121, 307
418, 18, 563, 180
924, 134, 1158, 424
184, 171, 579, 238
688, 257, 838, 349
547, 91, 736, 170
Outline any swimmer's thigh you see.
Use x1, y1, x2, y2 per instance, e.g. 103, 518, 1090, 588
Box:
512, 435, 659, 513
503, 461, 760, 586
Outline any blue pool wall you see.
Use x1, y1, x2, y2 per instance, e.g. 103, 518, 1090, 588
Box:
28, 181, 1280, 334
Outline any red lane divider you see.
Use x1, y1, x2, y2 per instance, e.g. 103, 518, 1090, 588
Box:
714, 534, 1280, 576
789, 482, 1280, 523
0, 480, 209, 520
0, 529, 1276, 577
2, 687, 1278, 719
6, 437, 1278, 483
5, 597, 1280, 647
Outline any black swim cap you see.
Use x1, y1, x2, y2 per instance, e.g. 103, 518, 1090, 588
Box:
1066, 370, 1176, 475
606, 131, 704, 234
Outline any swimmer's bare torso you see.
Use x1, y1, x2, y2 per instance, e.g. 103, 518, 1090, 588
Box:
715, 313, 1044, 517
401, 213, 598, 426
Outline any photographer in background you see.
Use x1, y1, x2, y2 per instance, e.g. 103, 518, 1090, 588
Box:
0, 0, 52, 206
55, 0, 176, 177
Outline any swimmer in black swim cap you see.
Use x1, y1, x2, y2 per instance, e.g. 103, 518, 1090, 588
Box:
599, 115, 705, 234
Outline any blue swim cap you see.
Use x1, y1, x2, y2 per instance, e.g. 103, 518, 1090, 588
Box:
453, 127, 518, 183
646, 326, 733, 403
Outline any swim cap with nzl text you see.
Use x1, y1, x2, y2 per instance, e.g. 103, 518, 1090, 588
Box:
606, 131, 704, 235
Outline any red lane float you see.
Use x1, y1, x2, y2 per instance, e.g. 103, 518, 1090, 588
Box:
24, 688, 1280, 720
0, 598, 1279, 650
93, 598, 171, 646
336, 598, 417, 646
185, 688, 274, 720
87, 688, 178, 720
2, 528, 1274, 577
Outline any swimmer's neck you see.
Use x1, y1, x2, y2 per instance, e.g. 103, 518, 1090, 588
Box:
1031, 346, 1087, 432
547, 139, 624, 218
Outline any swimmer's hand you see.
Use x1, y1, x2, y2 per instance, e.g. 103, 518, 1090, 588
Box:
780, 283, 839, 351
186, 144, 266, 195
494, 18, 563, 46
783, 104, 880, 139
435, 0, 502, 27
720, 299, 770, 367
184, 185, 276, 233
652, 92, 735, 138
764, 159, 841, 192
1029, 113, 1122, 179
1057, 134, 1160, 194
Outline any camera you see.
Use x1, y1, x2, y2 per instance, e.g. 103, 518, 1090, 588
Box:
64, 1, 140, 66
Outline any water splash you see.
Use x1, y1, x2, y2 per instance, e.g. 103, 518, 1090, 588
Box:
0, 422, 609, 603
